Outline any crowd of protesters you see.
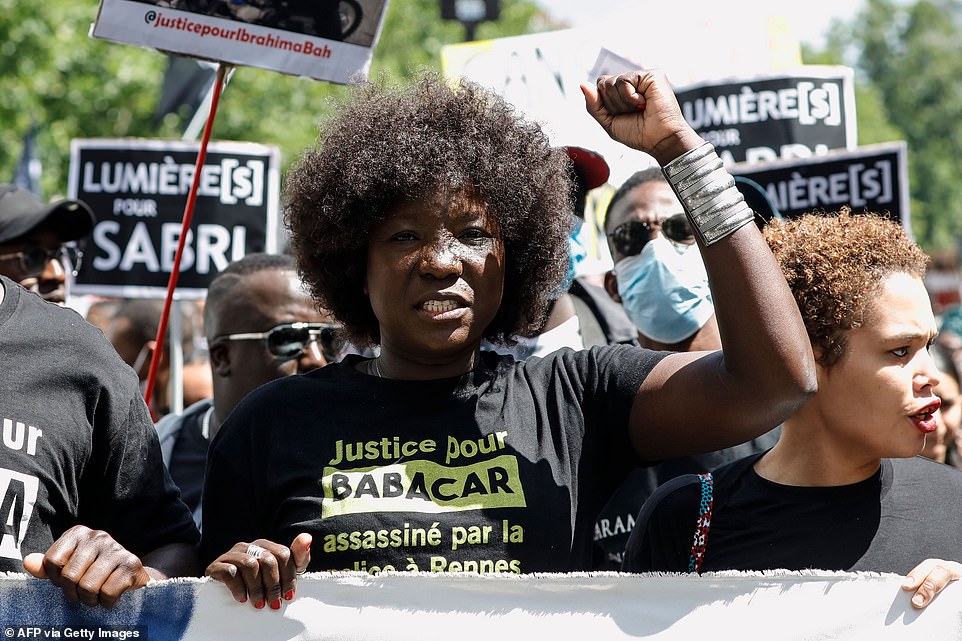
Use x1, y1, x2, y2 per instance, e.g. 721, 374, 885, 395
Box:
2, 65, 961, 616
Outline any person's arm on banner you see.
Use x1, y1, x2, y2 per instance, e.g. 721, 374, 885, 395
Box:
205, 534, 311, 609
22, 527, 199, 608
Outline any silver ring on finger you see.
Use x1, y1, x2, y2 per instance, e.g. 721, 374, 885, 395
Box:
246, 543, 267, 560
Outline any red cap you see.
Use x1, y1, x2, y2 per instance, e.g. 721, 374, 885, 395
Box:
563, 146, 610, 190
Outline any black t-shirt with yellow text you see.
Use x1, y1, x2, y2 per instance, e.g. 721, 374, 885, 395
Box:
200, 346, 665, 574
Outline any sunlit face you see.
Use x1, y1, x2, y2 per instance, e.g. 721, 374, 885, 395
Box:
813, 272, 941, 462
605, 181, 683, 264
219, 269, 331, 383
365, 190, 505, 363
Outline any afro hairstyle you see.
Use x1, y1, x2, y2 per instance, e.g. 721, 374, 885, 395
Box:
284, 72, 574, 346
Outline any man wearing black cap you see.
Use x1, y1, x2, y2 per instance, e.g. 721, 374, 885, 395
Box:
0, 184, 200, 606
0, 184, 94, 304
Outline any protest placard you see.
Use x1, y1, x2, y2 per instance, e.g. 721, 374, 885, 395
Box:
91, 0, 389, 83
67, 138, 279, 299
674, 67, 857, 166
730, 142, 910, 232
441, 29, 655, 188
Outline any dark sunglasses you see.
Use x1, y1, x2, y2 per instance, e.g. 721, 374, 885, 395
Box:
212, 322, 344, 362
607, 213, 694, 257
0, 244, 84, 278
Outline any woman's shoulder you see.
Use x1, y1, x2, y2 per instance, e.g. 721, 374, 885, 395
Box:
884, 456, 962, 488
622, 473, 706, 572
881, 457, 962, 515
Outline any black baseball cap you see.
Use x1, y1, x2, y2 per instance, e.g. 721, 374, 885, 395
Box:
0, 184, 95, 245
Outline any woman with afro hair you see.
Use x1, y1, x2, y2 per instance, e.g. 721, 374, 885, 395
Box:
623, 210, 962, 609
200, 69, 817, 609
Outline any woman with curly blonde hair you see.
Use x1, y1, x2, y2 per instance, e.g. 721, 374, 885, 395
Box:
624, 210, 962, 608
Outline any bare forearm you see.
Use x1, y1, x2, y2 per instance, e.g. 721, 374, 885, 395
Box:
631, 216, 815, 459
585, 70, 817, 458
700, 221, 817, 422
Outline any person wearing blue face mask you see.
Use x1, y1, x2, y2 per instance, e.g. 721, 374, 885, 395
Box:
602, 167, 721, 352
614, 222, 714, 347
603, 170, 782, 351
590, 168, 782, 569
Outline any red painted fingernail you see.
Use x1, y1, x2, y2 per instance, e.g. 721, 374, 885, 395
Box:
284, 589, 295, 601
270, 599, 281, 610
254, 599, 265, 609
240, 597, 247, 604
635, 103, 647, 111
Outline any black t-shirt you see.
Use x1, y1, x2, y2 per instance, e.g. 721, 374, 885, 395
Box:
568, 278, 639, 347
0, 277, 199, 571
167, 404, 210, 518
592, 430, 780, 569
623, 453, 962, 575
201, 346, 666, 574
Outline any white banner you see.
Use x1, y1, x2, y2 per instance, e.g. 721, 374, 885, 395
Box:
1, 570, 960, 640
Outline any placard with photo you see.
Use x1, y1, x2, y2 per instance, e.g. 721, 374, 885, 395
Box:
91, 0, 389, 83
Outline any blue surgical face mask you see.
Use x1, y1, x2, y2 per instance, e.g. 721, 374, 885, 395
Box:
554, 216, 587, 297
566, 233, 587, 283
615, 235, 714, 344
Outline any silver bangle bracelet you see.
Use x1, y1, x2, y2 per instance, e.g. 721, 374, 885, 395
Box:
662, 141, 754, 245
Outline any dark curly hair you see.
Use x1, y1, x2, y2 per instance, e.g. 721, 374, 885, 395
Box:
764, 209, 929, 367
284, 73, 573, 346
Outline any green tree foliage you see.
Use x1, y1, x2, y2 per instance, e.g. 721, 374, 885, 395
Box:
802, 33, 904, 148
0, 0, 551, 199
809, 0, 962, 250
0, 0, 175, 197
